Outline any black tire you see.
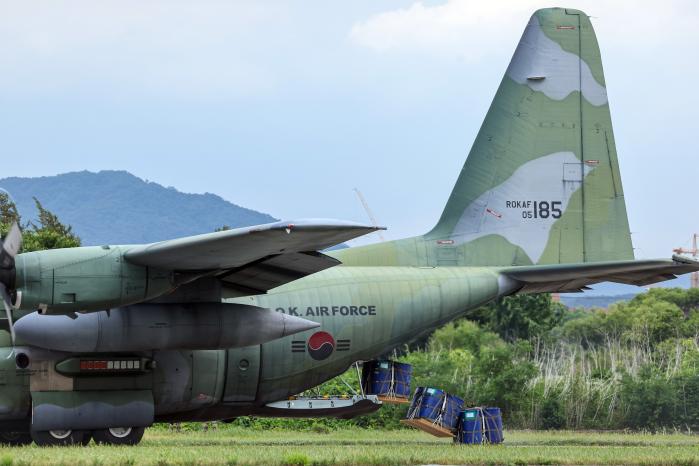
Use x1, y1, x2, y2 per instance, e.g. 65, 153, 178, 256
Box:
0, 431, 32, 446
80, 430, 92, 446
31, 429, 87, 446
92, 427, 145, 446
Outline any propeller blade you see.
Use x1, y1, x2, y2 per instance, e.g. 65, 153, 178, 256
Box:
0, 222, 21, 269
2, 222, 21, 257
0, 283, 15, 345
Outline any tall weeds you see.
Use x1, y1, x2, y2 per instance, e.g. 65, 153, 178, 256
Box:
523, 335, 698, 429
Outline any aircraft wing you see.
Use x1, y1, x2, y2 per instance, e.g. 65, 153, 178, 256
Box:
125, 219, 383, 295
501, 255, 699, 293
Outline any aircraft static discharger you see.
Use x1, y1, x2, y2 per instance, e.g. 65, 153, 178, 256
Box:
1, 7, 698, 446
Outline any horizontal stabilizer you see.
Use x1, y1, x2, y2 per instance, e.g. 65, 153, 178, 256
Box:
502, 256, 699, 293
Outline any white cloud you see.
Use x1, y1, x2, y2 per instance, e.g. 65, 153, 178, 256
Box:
0, 1, 285, 99
349, 0, 699, 59
349, 0, 542, 59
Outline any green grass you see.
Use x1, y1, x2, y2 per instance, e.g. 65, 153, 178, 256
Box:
1, 427, 699, 465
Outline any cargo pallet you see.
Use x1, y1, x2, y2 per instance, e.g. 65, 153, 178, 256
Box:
259, 395, 382, 418
400, 418, 455, 438
377, 395, 410, 405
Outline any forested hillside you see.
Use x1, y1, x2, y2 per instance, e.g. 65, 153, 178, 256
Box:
0, 171, 276, 245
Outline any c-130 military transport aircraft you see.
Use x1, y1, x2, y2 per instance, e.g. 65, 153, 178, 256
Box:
0, 7, 696, 446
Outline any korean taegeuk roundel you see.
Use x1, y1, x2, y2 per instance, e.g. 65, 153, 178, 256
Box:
307, 331, 335, 360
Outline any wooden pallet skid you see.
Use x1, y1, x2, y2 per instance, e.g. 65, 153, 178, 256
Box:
400, 418, 455, 438
377, 395, 410, 404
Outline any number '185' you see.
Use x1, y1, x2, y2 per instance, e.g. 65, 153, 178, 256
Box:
533, 201, 562, 219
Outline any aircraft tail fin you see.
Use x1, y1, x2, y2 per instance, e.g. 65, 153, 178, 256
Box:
334, 8, 634, 268
425, 7, 633, 266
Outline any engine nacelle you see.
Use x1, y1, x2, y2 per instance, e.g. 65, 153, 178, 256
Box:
14, 302, 320, 352
15, 246, 175, 314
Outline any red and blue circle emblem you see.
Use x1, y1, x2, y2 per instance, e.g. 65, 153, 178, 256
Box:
307, 331, 335, 360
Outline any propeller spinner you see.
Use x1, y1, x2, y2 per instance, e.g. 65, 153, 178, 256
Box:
0, 222, 21, 343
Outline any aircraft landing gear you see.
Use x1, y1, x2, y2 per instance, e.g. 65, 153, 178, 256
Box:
92, 426, 145, 446
30, 429, 89, 446
81, 430, 93, 446
0, 431, 32, 446
29, 426, 144, 446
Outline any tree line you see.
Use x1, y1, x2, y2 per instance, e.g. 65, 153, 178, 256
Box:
0, 192, 80, 251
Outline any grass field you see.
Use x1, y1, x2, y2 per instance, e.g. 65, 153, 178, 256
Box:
1, 427, 698, 465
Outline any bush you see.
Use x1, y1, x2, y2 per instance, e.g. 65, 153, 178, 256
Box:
620, 367, 678, 430
539, 397, 565, 430
672, 374, 699, 430
468, 294, 565, 342
283, 453, 310, 466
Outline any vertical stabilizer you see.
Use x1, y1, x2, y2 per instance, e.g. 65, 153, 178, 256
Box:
426, 7, 633, 265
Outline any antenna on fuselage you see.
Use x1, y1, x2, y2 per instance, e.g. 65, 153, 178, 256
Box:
353, 188, 385, 242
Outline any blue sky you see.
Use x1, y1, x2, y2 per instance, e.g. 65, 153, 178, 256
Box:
1, 0, 697, 257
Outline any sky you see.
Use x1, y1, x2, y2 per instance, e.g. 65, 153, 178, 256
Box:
1, 0, 698, 256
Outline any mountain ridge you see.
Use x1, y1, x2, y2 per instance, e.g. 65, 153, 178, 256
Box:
0, 170, 277, 245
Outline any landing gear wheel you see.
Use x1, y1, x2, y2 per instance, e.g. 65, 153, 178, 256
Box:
30, 429, 87, 446
80, 430, 92, 446
92, 426, 145, 446
0, 431, 32, 446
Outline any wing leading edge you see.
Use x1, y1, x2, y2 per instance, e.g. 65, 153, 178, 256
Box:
124, 219, 383, 295
501, 255, 699, 293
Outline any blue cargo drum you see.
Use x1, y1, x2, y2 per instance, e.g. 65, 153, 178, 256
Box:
368, 361, 392, 394
361, 360, 413, 399
442, 393, 464, 428
484, 407, 504, 444
406, 387, 464, 430
455, 407, 504, 445
393, 362, 413, 397
416, 388, 444, 421
456, 409, 483, 444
